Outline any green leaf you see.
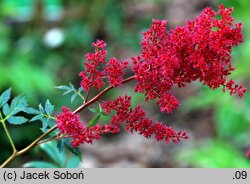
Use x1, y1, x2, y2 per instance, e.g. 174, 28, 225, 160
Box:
55, 85, 71, 90
71, 93, 78, 104
65, 140, 82, 161
88, 113, 101, 128
39, 104, 44, 113
101, 111, 108, 116
2, 104, 10, 116
67, 146, 82, 161
40, 141, 66, 167
7, 116, 28, 125
41, 118, 55, 133
88, 107, 98, 113
66, 157, 80, 168
8, 95, 27, 116
98, 103, 102, 111
69, 83, 74, 89
78, 87, 83, 93
88, 103, 104, 115
89, 106, 107, 116
56, 83, 84, 103
47, 118, 55, 127
98, 102, 106, 115
23, 161, 58, 168
63, 89, 74, 96
45, 99, 54, 115
30, 114, 43, 122
56, 83, 76, 96
0, 88, 11, 108
57, 139, 65, 153
23, 107, 40, 114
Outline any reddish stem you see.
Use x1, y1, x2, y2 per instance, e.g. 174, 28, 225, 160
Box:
0, 75, 136, 168
73, 75, 135, 114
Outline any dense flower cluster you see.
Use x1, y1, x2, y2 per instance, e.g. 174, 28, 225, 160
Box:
105, 58, 128, 87
102, 95, 189, 143
57, 5, 246, 147
79, 39, 128, 91
57, 107, 118, 147
79, 40, 107, 91
132, 5, 246, 113
57, 107, 83, 139
102, 95, 132, 126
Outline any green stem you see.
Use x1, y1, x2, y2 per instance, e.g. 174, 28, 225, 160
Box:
76, 90, 85, 101
0, 75, 136, 168
42, 114, 57, 120
1, 119, 17, 153
0, 111, 3, 120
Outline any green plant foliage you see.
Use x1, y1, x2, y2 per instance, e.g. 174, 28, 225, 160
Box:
23, 141, 81, 168
45, 100, 54, 116
184, 86, 250, 142
5, 95, 27, 117
214, 100, 249, 143
30, 100, 55, 133
7, 116, 28, 125
0, 62, 56, 104
0, 88, 11, 108
87, 102, 108, 128
23, 161, 58, 168
40, 141, 66, 165
57, 138, 82, 161
55, 83, 84, 104
177, 140, 250, 168
0, 89, 56, 128
88, 113, 101, 128
0, 89, 31, 126
23, 107, 40, 114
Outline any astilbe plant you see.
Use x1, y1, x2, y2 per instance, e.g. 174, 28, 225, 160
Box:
0, 5, 248, 168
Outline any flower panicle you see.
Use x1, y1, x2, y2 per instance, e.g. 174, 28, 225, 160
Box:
57, 5, 245, 147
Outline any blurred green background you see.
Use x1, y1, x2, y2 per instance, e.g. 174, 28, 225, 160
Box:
0, 0, 249, 167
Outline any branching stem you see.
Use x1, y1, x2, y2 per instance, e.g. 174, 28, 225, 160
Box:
0, 75, 135, 168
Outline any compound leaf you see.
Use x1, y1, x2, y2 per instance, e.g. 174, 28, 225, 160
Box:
45, 99, 54, 115
0, 88, 11, 108
7, 116, 28, 125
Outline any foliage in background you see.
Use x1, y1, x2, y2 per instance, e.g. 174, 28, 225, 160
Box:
24, 141, 81, 168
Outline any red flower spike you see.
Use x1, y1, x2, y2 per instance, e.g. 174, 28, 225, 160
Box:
79, 40, 107, 92
102, 96, 188, 144
79, 39, 128, 91
58, 5, 245, 147
57, 106, 84, 139
105, 58, 128, 87
132, 5, 246, 114
57, 107, 119, 147
92, 39, 106, 49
